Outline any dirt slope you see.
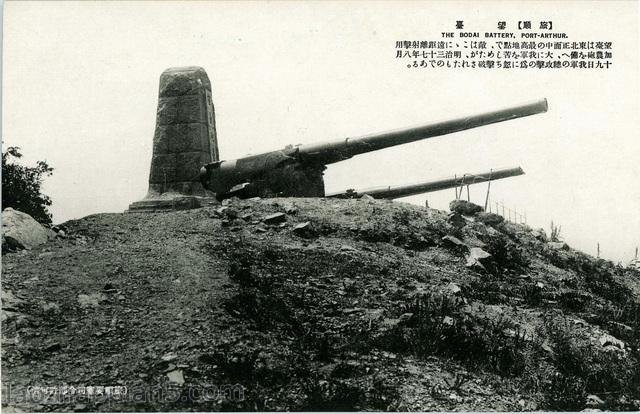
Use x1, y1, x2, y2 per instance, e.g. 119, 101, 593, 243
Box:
2, 198, 640, 411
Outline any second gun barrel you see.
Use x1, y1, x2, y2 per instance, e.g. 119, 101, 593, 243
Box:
326, 166, 525, 199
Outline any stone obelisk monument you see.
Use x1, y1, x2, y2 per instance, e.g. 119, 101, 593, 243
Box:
128, 67, 219, 212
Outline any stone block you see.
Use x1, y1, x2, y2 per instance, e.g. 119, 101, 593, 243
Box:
160, 123, 210, 154
152, 127, 170, 155
159, 66, 211, 97
148, 154, 176, 184
175, 152, 207, 182
156, 95, 206, 125
169, 181, 208, 197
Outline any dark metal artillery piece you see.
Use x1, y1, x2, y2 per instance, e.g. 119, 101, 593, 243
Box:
128, 67, 547, 212
199, 100, 547, 200
326, 166, 525, 200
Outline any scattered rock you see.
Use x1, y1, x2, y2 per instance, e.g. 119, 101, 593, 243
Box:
449, 200, 484, 216
465, 247, 492, 270
447, 213, 467, 229
475, 212, 504, 226
360, 194, 375, 201
441, 235, 466, 249
166, 369, 185, 385
1, 290, 24, 310
1, 310, 24, 323
224, 208, 239, 219
292, 222, 316, 238
216, 206, 238, 219
41, 302, 61, 313
534, 228, 548, 242
161, 352, 178, 362
448, 392, 463, 403
44, 342, 62, 352
239, 212, 253, 221
548, 241, 569, 250
443, 282, 462, 295
461, 233, 487, 248
77, 293, 106, 308
283, 204, 298, 215
263, 212, 286, 224
599, 333, 624, 350
442, 316, 454, 326
255, 226, 268, 233
585, 394, 605, 408
381, 318, 402, 329
610, 321, 633, 334
365, 308, 384, 321
2, 208, 53, 251
541, 340, 554, 354
343, 308, 364, 314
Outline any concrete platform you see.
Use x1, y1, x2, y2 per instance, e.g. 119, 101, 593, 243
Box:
127, 196, 218, 213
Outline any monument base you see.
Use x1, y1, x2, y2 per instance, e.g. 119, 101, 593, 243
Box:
126, 195, 218, 213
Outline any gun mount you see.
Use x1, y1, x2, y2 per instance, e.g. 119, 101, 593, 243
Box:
200, 99, 547, 200
128, 67, 548, 212
326, 167, 525, 200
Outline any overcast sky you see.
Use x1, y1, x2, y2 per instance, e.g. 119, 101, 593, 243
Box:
3, 1, 639, 263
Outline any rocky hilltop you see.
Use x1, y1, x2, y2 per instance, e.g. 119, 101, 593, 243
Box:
2, 198, 640, 411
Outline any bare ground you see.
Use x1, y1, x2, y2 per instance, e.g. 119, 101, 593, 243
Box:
2, 197, 640, 411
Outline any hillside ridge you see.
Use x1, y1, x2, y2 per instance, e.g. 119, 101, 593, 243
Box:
2, 197, 640, 411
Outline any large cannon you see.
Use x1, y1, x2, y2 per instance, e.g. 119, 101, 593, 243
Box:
200, 99, 547, 200
327, 166, 525, 199
128, 67, 548, 212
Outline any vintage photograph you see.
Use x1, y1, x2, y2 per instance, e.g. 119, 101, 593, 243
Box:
2, 1, 639, 411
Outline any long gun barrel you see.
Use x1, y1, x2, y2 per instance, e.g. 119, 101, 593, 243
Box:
326, 167, 525, 199
296, 99, 548, 164
200, 98, 547, 199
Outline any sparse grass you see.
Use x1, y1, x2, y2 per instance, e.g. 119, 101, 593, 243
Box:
379, 292, 536, 377
550, 221, 562, 242
535, 315, 640, 410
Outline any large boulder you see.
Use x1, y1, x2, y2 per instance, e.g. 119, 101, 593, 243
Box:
449, 200, 484, 216
2, 208, 53, 251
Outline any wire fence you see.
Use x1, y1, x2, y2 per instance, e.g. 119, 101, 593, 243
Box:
491, 201, 527, 224
448, 171, 639, 266
449, 171, 527, 224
